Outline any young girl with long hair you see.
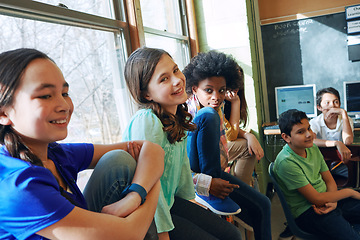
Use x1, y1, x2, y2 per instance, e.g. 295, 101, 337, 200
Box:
123, 47, 242, 240
0, 48, 164, 240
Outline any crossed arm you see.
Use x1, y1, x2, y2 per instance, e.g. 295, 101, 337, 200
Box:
38, 140, 164, 240
297, 170, 360, 214
313, 108, 354, 161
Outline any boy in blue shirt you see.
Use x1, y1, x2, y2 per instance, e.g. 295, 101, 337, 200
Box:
274, 109, 360, 240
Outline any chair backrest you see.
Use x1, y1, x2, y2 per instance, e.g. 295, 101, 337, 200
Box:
268, 162, 318, 240
319, 146, 359, 188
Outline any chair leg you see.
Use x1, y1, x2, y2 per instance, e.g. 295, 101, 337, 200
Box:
233, 216, 254, 240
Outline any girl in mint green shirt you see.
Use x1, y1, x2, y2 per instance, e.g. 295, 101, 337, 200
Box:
123, 47, 242, 240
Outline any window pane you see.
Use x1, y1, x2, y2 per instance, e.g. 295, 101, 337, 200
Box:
33, 0, 115, 19
145, 33, 189, 70
0, 14, 124, 144
140, 0, 183, 35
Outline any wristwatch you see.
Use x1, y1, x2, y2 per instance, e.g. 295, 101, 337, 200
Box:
120, 183, 147, 205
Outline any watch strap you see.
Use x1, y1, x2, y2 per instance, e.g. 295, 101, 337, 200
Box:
120, 183, 147, 205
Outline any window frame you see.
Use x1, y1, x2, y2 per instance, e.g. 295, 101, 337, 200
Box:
0, 0, 200, 63
0, 0, 132, 54
0, 0, 200, 132
124, 0, 199, 57
0, 0, 137, 139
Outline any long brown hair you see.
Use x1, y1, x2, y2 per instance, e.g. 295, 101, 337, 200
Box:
0, 48, 52, 166
124, 47, 196, 143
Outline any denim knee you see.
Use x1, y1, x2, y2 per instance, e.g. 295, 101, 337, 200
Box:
94, 149, 137, 194
193, 107, 220, 127
83, 150, 137, 211
97, 150, 136, 171
188, 107, 222, 176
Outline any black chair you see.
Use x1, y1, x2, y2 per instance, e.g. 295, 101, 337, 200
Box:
319, 146, 360, 189
268, 162, 318, 240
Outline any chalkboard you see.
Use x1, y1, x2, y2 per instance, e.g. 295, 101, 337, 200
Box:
261, 12, 360, 122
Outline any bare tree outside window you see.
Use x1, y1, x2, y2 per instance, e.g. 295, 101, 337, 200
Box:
0, 14, 123, 144
33, 0, 114, 19
140, 0, 191, 70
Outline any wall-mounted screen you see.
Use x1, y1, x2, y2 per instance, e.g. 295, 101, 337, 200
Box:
344, 81, 360, 118
275, 84, 317, 120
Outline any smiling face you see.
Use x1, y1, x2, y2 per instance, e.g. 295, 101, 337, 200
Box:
145, 54, 187, 115
282, 118, 314, 157
1, 58, 73, 148
192, 76, 226, 110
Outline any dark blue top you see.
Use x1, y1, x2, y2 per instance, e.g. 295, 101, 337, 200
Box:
0, 142, 94, 240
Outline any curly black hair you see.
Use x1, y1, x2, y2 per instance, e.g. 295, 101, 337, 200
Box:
183, 50, 248, 126
183, 51, 240, 94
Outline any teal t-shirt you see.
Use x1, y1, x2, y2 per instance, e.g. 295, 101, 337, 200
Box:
122, 109, 195, 233
273, 144, 329, 218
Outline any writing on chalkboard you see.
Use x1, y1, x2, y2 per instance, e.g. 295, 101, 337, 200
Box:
272, 19, 314, 39
261, 12, 360, 121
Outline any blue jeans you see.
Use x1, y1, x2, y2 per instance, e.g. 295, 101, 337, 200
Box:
82, 150, 158, 240
81, 149, 237, 239
83, 150, 136, 212
188, 107, 222, 178
296, 198, 360, 240
187, 107, 272, 240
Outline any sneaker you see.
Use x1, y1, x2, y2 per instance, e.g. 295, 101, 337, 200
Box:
195, 193, 241, 215
278, 225, 294, 240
